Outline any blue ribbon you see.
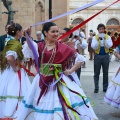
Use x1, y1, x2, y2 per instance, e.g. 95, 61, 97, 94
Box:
5, 36, 14, 46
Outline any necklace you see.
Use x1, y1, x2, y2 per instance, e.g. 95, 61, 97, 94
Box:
41, 44, 56, 76
46, 42, 55, 46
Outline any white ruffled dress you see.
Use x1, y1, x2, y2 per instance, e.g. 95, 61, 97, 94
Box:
104, 65, 120, 108
15, 43, 98, 120
0, 50, 31, 119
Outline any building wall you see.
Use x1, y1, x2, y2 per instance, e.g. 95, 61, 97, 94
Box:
52, 0, 69, 29
69, 0, 120, 37
0, 0, 120, 38
0, 1, 2, 34
0, 0, 69, 38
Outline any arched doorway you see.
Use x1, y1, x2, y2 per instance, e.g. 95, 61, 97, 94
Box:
106, 18, 120, 34
71, 18, 86, 34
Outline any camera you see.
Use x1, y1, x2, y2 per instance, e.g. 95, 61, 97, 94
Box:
99, 37, 102, 40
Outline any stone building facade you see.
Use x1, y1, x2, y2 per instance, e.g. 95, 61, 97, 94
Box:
0, 0, 68, 38
69, 0, 120, 36
0, 0, 120, 37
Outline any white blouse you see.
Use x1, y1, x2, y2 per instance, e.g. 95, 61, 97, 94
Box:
6, 50, 18, 60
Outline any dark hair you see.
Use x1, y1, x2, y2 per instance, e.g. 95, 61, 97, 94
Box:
107, 31, 111, 36
42, 22, 57, 37
119, 32, 120, 37
97, 23, 106, 30
114, 32, 118, 36
7, 21, 22, 36
63, 27, 70, 32
5, 24, 9, 29
90, 29, 93, 32
63, 27, 73, 38
81, 28, 85, 32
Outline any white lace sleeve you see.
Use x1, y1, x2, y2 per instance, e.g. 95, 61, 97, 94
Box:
75, 53, 86, 63
6, 50, 18, 60
22, 41, 39, 59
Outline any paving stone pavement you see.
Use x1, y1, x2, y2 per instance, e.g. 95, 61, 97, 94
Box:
80, 50, 120, 120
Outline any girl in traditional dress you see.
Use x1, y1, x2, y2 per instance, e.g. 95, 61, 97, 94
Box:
104, 50, 120, 108
0, 22, 31, 120
15, 22, 98, 120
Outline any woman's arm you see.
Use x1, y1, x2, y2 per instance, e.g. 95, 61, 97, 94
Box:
64, 62, 82, 75
64, 53, 85, 75
7, 55, 19, 72
114, 51, 120, 59
25, 27, 32, 49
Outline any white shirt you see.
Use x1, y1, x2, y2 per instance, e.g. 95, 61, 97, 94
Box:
74, 39, 87, 50
91, 35, 113, 50
80, 31, 86, 38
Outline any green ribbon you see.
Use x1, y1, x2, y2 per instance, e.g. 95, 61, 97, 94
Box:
0, 96, 24, 100
40, 64, 62, 76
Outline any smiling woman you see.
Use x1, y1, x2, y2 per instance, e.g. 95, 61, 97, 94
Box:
15, 22, 98, 120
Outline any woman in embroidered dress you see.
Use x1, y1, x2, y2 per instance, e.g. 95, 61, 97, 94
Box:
15, 22, 98, 120
104, 50, 120, 108
0, 22, 31, 120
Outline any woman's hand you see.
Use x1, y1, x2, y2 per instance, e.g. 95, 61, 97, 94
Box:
64, 69, 72, 76
24, 26, 32, 36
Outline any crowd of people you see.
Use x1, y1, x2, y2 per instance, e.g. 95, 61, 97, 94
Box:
0, 21, 120, 120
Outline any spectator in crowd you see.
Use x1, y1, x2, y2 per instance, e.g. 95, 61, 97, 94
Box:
91, 23, 113, 93
87, 31, 94, 60
0, 24, 10, 53
34, 31, 44, 43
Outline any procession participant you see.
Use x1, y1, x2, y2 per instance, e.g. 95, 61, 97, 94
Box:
59, 27, 86, 86
111, 31, 118, 49
104, 50, 120, 108
0, 21, 31, 119
15, 22, 98, 120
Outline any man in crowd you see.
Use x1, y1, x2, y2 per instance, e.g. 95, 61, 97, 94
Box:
91, 23, 113, 93
34, 31, 44, 43
0, 24, 10, 52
